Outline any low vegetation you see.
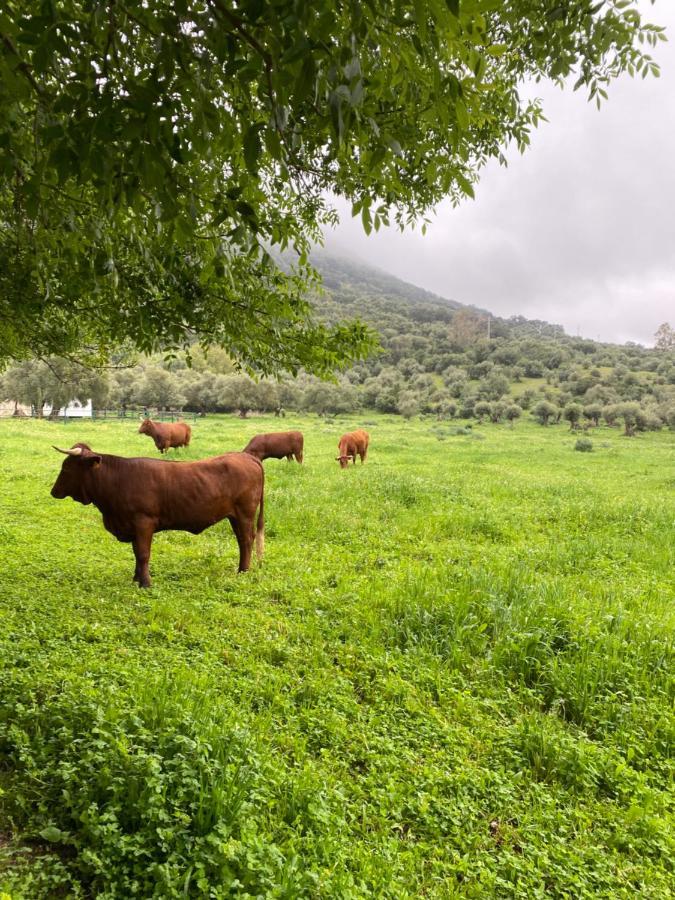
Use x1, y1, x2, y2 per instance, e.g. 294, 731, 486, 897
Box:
0, 415, 672, 897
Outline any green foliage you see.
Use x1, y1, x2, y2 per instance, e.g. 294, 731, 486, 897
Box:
575, 437, 593, 452
532, 400, 559, 426
563, 402, 583, 429
0, 416, 673, 897
0, 1, 665, 366
134, 366, 187, 410
654, 322, 675, 352
474, 400, 492, 423
582, 403, 603, 427
0, 357, 109, 416
505, 404, 522, 426
308, 256, 675, 421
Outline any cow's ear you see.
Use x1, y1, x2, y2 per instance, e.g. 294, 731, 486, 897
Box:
81, 451, 102, 467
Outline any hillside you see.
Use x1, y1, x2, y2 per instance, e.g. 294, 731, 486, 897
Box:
304, 252, 674, 425
310, 250, 563, 336
1, 252, 673, 429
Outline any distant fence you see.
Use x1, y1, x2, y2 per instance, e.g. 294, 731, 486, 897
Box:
1, 408, 201, 423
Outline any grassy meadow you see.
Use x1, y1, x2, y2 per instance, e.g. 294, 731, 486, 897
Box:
0, 414, 673, 898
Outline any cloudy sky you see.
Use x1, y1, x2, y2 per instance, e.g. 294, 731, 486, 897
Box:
323, 0, 675, 346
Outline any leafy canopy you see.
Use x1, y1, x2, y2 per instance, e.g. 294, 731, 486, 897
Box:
0, 0, 664, 370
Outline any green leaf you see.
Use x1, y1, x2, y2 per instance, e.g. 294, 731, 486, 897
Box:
243, 125, 262, 176
40, 825, 67, 843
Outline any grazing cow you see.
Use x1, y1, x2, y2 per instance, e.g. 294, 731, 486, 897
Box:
50, 443, 264, 587
336, 429, 370, 468
243, 430, 304, 463
139, 417, 191, 453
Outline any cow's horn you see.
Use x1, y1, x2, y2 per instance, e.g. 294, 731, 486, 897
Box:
53, 445, 83, 456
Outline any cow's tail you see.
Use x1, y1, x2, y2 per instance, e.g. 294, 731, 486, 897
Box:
255, 464, 265, 561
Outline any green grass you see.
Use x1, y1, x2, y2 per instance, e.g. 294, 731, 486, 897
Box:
0, 415, 673, 898
508, 376, 546, 398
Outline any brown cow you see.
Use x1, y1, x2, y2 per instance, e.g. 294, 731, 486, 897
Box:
243, 431, 304, 463
336, 429, 370, 468
139, 417, 191, 453
50, 443, 264, 587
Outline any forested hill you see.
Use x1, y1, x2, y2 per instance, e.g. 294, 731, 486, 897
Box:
1, 252, 673, 431
301, 251, 674, 427
311, 251, 467, 318
310, 250, 565, 337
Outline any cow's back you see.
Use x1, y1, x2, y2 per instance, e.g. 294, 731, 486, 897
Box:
244, 430, 302, 460
88, 451, 262, 536
339, 429, 369, 453
352, 429, 369, 450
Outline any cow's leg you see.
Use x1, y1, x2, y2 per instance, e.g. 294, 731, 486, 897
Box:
132, 526, 154, 588
296, 451, 303, 464
230, 517, 253, 573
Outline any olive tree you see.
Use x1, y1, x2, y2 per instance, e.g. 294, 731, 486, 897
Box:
1, 357, 110, 416
531, 400, 558, 426
562, 402, 583, 430
398, 391, 420, 420
505, 404, 523, 427
134, 367, 186, 410
582, 403, 603, 427
474, 400, 492, 424
488, 401, 509, 423
613, 402, 645, 437
532, 400, 559, 425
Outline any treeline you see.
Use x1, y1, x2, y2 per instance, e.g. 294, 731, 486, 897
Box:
1, 254, 674, 431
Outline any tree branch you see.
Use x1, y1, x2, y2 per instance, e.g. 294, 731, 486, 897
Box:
0, 31, 45, 97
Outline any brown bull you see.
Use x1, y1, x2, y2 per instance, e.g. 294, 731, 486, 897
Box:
243, 430, 304, 463
336, 429, 370, 468
139, 417, 191, 453
50, 443, 264, 587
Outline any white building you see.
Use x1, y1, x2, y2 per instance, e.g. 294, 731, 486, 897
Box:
43, 399, 93, 418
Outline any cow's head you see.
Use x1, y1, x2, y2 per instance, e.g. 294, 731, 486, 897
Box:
51, 444, 103, 504
335, 454, 351, 469
138, 417, 153, 435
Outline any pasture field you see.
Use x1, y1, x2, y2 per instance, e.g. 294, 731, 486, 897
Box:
0, 414, 673, 898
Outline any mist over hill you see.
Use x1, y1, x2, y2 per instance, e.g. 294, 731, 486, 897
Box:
310, 250, 566, 338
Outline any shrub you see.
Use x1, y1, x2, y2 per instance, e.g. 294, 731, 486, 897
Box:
575, 437, 593, 452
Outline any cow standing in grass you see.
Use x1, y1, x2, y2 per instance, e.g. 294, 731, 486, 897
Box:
243, 431, 304, 463
50, 444, 264, 587
138, 417, 192, 453
336, 429, 370, 468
